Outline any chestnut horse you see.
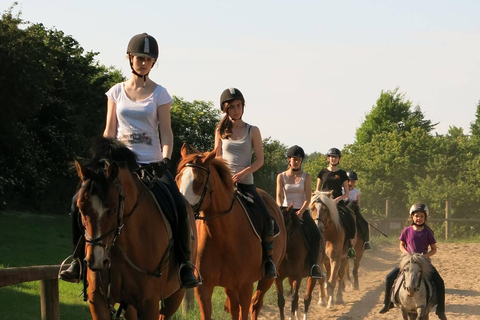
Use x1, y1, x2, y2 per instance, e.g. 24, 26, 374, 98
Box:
75, 137, 196, 320
310, 191, 349, 309
176, 146, 286, 320
275, 205, 325, 320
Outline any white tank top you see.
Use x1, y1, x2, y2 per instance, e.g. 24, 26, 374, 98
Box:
221, 124, 254, 184
282, 172, 306, 209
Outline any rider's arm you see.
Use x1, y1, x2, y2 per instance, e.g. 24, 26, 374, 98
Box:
276, 173, 284, 207
424, 243, 437, 258
297, 173, 312, 216
103, 98, 117, 138
315, 178, 322, 191
399, 240, 409, 254
157, 101, 174, 159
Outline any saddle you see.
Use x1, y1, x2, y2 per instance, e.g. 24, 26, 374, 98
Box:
391, 271, 436, 305
236, 190, 280, 241
337, 206, 356, 241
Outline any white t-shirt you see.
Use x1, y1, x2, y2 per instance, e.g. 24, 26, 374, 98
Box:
105, 83, 172, 163
347, 187, 360, 202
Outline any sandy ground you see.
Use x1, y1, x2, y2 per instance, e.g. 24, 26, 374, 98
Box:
257, 243, 480, 320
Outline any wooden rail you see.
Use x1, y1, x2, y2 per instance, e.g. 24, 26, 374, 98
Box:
0, 264, 69, 320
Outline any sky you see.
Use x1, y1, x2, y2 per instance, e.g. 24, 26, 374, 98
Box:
4, 0, 480, 154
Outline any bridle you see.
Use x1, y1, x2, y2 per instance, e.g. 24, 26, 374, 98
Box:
312, 200, 329, 229
402, 260, 423, 294
184, 162, 235, 221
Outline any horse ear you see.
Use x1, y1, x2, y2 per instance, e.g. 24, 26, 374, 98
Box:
106, 162, 119, 181
180, 143, 189, 158
74, 158, 88, 180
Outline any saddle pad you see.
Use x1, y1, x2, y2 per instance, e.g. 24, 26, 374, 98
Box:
237, 193, 280, 241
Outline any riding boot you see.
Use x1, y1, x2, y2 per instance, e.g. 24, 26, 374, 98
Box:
431, 270, 447, 320
59, 235, 85, 283
59, 194, 84, 283
262, 219, 277, 279
177, 214, 200, 289
379, 268, 398, 313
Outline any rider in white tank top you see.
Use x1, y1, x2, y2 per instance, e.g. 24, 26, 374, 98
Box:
281, 172, 306, 209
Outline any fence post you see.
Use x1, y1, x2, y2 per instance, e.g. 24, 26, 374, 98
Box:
385, 199, 390, 236
40, 278, 59, 320
445, 200, 451, 242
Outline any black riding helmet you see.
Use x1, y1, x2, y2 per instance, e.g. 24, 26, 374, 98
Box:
220, 88, 244, 112
327, 148, 341, 158
127, 33, 158, 84
286, 145, 305, 159
127, 33, 159, 59
346, 170, 358, 180
409, 203, 429, 217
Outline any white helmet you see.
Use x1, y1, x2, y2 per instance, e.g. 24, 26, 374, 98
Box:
409, 203, 429, 217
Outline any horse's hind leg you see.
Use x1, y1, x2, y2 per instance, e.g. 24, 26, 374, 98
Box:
159, 288, 186, 320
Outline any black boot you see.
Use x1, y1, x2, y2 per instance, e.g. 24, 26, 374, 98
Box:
59, 259, 81, 283
177, 215, 200, 288
264, 258, 277, 279
263, 219, 276, 278
379, 302, 393, 313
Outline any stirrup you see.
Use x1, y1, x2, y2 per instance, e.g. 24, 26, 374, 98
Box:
363, 241, 373, 251
58, 255, 82, 283
179, 261, 202, 287
310, 264, 323, 279
347, 247, 356, 259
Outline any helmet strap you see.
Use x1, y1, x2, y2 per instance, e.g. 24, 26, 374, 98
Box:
292, 168, 300, 172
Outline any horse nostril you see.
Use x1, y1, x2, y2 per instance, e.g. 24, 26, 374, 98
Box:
103, 258, 111, 269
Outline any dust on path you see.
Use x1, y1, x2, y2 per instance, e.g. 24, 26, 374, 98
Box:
258, 243, 480, 320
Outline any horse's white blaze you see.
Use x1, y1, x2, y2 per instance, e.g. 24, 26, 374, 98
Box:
178, 167, 201, 205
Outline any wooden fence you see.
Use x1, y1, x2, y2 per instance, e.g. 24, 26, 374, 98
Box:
369, 200, 480, 240
0, 264, 69, 320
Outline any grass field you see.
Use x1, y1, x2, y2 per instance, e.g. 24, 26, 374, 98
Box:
0, 212, 278, 319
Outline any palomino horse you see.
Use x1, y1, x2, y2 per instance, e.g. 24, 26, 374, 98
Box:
176, 145, 286, 320
309, 191, 348, 309
75, 137, 196, 320
275, 205, 325, 320
395, 253, 436, 320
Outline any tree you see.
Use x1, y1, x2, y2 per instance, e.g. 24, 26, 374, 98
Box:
254, 138, 288, 197
355, 88, 437, 145
0, 5, 124, 212
470, 100, 480, 137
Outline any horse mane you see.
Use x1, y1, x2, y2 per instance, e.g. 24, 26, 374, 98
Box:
399, 252, 433, 281
177, 151, 234, 191
310, 191, 340, 229
89, 137, 138, 171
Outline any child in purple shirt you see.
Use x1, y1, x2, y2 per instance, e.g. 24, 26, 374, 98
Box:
378, 203, 447, 320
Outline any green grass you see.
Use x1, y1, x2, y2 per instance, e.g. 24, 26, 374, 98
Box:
0, 212, 279, 319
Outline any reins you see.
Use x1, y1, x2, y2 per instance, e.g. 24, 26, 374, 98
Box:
185, 162, 236, 221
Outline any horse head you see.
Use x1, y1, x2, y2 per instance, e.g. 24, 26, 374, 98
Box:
176, 144, 234, 216
75, 137, 139, 271
310, 191, 340, 231
399, 253, 432, 297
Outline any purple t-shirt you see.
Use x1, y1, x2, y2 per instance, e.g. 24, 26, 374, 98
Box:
399, 226, 436, 255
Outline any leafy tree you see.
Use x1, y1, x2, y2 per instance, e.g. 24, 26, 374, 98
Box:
355, 88, 437, 145
170, 96, 221, 170
0, 5, 123, 212
470, 100, 480, 137
254, 138, 288, 197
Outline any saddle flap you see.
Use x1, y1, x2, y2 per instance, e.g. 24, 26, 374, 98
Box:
236, 192, 280, 239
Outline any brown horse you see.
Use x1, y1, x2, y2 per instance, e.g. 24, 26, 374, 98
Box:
176, 145, 286, 320
275, 205, 325, 320
310, 191, 349, 309
75, 137, 196, 320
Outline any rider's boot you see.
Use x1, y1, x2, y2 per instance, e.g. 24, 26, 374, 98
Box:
378, 302, 393, 314
262, 219, 277, 278
177, 214, 200, 289
378, 277, 394, 313
59, 235, 85, 283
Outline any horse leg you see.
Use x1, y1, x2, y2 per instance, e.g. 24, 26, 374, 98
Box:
224, 288, 240, 319
274, 278, 286, 320
303, 277, 316, 320
336, 259, 348, 305
250, 279, 272, 320
86, 271, 111, 320
290, 278, 301, 320
136, 299, 160, 320
317, 263, 329, 306
353, 242, 364, 290
159, 288, 186, 320
124, 305, 138, 320
195, 284, 214, 320
326, 259, 340, 309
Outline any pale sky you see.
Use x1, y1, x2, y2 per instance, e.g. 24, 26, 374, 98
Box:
5, 0, 480, 154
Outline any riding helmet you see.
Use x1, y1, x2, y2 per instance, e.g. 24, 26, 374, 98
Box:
127, 33, 159, 59
220, 88, 244, 111
346, 170, 358, 180
409, 203, 429, 217
286, 145, 305, 159
326, 147, 342, 158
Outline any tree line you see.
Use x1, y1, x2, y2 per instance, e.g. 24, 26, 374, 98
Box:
1, 6, 479, 238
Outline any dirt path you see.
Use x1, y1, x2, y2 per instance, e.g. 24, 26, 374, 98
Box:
258, 243, 480, 319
